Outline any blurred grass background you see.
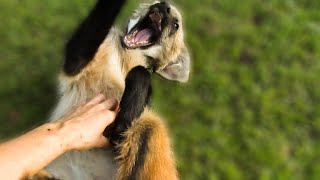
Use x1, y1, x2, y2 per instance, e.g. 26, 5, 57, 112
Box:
1, 0, 320, 179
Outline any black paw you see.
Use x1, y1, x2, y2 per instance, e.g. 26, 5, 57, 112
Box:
103, 66, 152, 144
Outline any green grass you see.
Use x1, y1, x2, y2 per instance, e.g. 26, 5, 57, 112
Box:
1, 0, 320, 179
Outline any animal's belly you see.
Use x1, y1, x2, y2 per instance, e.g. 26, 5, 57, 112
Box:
45, 149, 117, 180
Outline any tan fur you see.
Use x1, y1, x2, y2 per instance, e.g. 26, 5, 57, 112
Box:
116, 109, 178, 180
38, 1, 189, 179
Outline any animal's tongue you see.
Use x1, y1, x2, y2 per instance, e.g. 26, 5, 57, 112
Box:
135, 28, 152, 43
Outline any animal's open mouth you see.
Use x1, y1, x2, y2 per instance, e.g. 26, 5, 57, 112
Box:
124, 11, 163, 48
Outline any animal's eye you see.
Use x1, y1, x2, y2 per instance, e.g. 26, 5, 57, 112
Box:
173, 22, 179, 30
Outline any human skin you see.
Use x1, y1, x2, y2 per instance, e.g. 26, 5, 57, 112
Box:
0, 94, 118, 179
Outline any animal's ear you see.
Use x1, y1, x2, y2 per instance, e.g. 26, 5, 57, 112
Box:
156, 48, 191, 83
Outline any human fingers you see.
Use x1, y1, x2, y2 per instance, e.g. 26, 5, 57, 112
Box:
95, 136, 110, 148
96, 98, 119, 112
86, 94, 106, 106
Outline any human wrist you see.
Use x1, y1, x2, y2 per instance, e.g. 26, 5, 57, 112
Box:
39, 122, 71, 153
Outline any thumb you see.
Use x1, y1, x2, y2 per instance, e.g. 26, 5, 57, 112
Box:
101, 98, 119, 112
100, 109, 117, 126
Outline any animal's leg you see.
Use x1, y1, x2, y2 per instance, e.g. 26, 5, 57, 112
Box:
64, 0, 126, 76
105, 66, 178, 180
104, 66, 152, 144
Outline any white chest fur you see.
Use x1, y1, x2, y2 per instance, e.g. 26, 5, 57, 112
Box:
46, 149, 117, 180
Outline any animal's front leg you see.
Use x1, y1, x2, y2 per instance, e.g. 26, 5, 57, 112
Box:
104, 66, 178, 180
64, 0, 126, 76
104, 66, 152, 144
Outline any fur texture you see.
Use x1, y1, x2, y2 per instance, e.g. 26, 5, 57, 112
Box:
32, 0, 190, 179
103, 66, 152, 145
115, 109, 178, 180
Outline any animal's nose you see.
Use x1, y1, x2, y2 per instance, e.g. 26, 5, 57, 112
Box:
154, 1, 171, 15
160, 1, 171, 14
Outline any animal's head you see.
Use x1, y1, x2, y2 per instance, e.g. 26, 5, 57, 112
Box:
123, 1, 190, 83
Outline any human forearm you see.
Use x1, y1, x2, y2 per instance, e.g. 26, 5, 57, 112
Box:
0, 122, 67, 179
0, 95, 117, 179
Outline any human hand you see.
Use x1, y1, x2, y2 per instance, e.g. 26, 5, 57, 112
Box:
56, 94, 119, 151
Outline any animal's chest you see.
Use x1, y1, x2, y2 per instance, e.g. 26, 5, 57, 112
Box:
46, 149, 117, 180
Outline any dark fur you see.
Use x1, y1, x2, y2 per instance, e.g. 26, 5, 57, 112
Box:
103, 66, 152, 179
104, 66, 152, 145
64, 0, 126, 76
129, 126, 152, 179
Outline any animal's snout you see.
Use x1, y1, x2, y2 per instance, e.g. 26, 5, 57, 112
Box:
152, 1, 171, 17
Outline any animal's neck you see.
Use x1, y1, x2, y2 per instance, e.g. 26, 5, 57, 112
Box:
119, 47, 148, 76
107, 30, 149, 76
